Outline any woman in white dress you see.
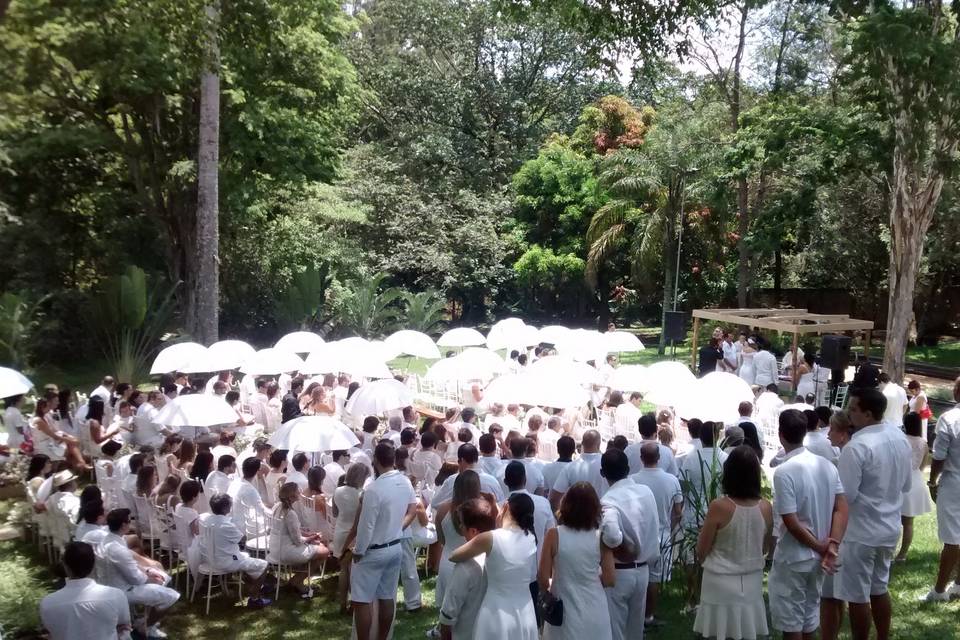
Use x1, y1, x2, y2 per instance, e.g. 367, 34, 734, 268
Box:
332, 463, 369, 613
434, 470, 481, 605
539, 482, 615, 640
263, 449, 288, 508
907, 379, 932, 440
694, 446, 772, 640
296, 466, 333, 541
450, 492, 539, 640
897, 412, 933, 562
738, 339, 757, 386
31, 396, 88, 472
270, 482, 329, 597
174, 479, 203, 576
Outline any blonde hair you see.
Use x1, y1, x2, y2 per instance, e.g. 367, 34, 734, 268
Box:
829, 410, 854, 435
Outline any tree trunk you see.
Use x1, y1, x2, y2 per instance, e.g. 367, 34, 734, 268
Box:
659, 180, 679, 355
732, 4, 750, 308
194, 1, 221, 344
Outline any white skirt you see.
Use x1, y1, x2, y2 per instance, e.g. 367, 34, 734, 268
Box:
937, 474, 960, 545
901, 469, 932, 517
694, 568, 768, 640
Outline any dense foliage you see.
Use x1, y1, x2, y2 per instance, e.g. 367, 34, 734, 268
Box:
1, 0, 958, 371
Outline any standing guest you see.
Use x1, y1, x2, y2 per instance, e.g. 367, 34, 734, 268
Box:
721, 330, 738, 373
879, 373, 908, 427
269, 482, 329, 597
359, 416, 380, 456
322, 450, 351, 496
504, 460, 556, 619
476, 433, 503, 478
896, 412, 932, 562
836, 387, 911, 640
449, 493, 539, 640
286, 452, 310, 492
821, 410, 855, 640
535, 416, 563, 462
802, 408, 840, 464
614, 392, 643, 438
631, 443, 682, 628
626, 413, 678, 476
550, 430, 606, 510
680, 421, 728, 529
734, 401, 765, 449
434, 471, 482, 605
851, 356, 880, 390
599, 448, 660, 640
769, 410, 848, 640
539, 482, 615, 640
351, 443, 418, 640
430, 443, 505, 508
40, 541, 131, 640
697, 337, 723, 378
694, 446, 773, 640
281, 377, 304, 424
542, 436, 575, 495
201, 494, 272, 607
332, 463, 370, 613
906, 379, 932, 442
99, 509, 179, 638
438, 498, 496, 640
923, 376, 960, 601
264, 381, 283, 433
90, 376, 116, 425
752, 338, 780, 389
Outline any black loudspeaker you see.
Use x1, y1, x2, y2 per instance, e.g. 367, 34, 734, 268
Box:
821, 334, 852, 370
663, 311, 688, 342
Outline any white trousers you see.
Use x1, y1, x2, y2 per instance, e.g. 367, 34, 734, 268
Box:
400, 539, 421, 610
605, 565, 648, 640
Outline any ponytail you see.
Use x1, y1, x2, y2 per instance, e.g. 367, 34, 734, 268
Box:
507, 493, 537, 545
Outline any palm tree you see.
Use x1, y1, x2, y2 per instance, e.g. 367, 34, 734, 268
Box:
402, 290, 447, 336
335, 273, 404, 338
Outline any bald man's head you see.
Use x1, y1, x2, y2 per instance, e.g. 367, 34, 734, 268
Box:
640, 442, 660, 467
582, 429, 601, 453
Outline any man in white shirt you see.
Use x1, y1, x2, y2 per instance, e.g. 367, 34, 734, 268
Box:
227, 457, 270, 537
476, 433, 503, 478
734, 400, 765, 449
721, 330, 738, 372
410, 432, 444, 487
600, 448, 661, 640
631, 443, 682, 627
431, 444, 504, 508
498, 437, 546, 495
483, 403, 508, 432
680, 422, 728, 529
542, 435, 575, 494
803, 407, 840, 464
837, 387, 911, 640
322, 450, 351, 496
89, 376, 116, 426
529, 414, 559, 461
3, 394, 29, 449
285, 452, 310, 492
201, 494, 271, 607
755, 383, 785, 445
879, 373, 908, 427
205, 371, 233, 395
99, 509, 179, 637
626, 414, 679, 476
503, 461, 556, 589
925, 376, 960, 602
134, 391, 169, 447
614, 392, 644, 437
550, 429, 607, 510
41, 541, 131, 640
769, 409, 848, 640
499, 404, 522, 433
439, 498, 495, 640
352, 443, 419, 640
753, 342, 780, 388
205, 455, 236, 495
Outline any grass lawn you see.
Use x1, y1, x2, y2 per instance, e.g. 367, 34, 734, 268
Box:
1, 500, 956, 639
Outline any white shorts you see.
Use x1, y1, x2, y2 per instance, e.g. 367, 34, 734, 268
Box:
649, 532, 673, 584
126, 583, 180, 610
226, 553, 268, 579
769, 559, 822, 633
836, 541, 894, 604
350, 545, 402, 604
936, 476, 960, 545
821, 572, 837, 600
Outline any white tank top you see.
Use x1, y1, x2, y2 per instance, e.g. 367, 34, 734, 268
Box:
702, 499, 767, 575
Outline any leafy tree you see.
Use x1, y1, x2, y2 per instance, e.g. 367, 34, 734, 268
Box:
333, 273, 404, 338
275, 264, 333, 331
513, 245, 588, 316
0, 291, 50, 368
402, 291, 448, 336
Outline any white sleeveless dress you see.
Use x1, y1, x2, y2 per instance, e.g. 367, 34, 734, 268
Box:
436, 509, 466, 606
473, 527, 538, 640
738, 351, 755, 385
901, 435, 932, 517
543, 527, 611, 640
694, 500, 769, 640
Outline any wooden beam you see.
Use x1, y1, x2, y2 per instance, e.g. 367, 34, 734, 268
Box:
790, 330, 800, 391
691, 316, 700, 371
691, 308, 872, 334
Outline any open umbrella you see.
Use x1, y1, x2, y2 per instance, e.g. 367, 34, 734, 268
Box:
606, 365, 649, 393
555, 328, 608, 362
301, 342, 392, 378
345, 379, 415, 416
641, 360, 696, 407
153, 395, 238, 428
487, 321, 540, 352
527, 355, 598, 385
0, 367, 33, 398
150, 342, 207, 375
537, 325, 571, 346
436, 327, 486, 348
675, 371, 755, 423
268, 415, 360, 452
517, 370, 590, 409
181, 340, 257, 373
384, 330, 441, 360
274, 331, 325, 354
240, 348, 304, 375
604, 331, 645, 353
424, 347, 506, 382
482, 373, 529, 406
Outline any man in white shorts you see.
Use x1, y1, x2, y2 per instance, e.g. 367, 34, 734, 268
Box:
202, 493, 271, 607
836, 387, 911, 640
352, 442, 419, 640
99, 508, 180, 638
769, 409, 848, 640
924, 376, 960, 601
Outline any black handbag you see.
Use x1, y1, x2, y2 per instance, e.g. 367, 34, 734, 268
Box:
539, 590, 564, 626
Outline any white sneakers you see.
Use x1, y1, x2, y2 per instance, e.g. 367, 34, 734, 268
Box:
920, 583, 960, 602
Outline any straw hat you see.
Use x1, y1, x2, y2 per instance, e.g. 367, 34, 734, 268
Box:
52, 469, 78, 488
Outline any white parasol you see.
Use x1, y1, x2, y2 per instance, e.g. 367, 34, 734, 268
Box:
0, 367, 33, 398
384, 330, 441, 360
344, 378, 415, 416
436, 327, 486, 348
153, 394, 238, 428
268, 415, 360, 452
274, 331, 325, 354
240, 348, 304, 375
150, 342, 207, 375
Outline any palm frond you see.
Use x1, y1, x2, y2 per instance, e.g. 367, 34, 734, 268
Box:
585, 223, 626, 289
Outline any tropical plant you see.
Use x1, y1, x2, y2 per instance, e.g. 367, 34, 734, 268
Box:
402, 290, 447, 336
674, 447, 725, 608
0, 291, 49, 368
333, 273, 404, 338
275, 264, 333, 330
88, 266, 178, 383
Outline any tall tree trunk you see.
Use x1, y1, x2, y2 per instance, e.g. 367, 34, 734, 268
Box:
194, 1, 221, 344
659, 181, 679, 355
732, 4, 750, 307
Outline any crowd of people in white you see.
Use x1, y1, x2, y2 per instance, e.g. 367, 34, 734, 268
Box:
3, 330, 960, 640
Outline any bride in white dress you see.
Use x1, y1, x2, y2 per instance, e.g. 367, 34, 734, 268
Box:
450, 493, 539, 640
738, 339, 757, 385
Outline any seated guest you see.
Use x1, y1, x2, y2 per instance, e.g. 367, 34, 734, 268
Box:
228, 457, 270, 537
205, 454, 235, 495
411, 431, 444, 488
270, 482, 329, 598
322, 450, 351, 496
40, 541, 131, 640
201, 494, 272, 607
438, 498, 497, 640
74, 499, 107, 543
99, 509, 179, 638
286, 452, 310, 491
210, 431, 238, 466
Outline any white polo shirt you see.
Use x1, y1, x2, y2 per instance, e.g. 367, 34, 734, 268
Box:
773, 448, 844, 565
552, 452, 608, 497
439, 555, 487, 640
838, 422, 911, 548
932, 404, 960, 477
541, 459, 571, 493
631, 467, 682, 534
353, 469, 416, 555
497, 458, 545, 494
802, 429, 839, 465
40, 578, 130, 640
881, 383, 908, 426
430, 467, 505, 509
625, 439, 679, 477
600, 479, 660, 564
680, 447, 728, 524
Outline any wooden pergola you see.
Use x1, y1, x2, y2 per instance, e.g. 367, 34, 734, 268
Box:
690, 308, 875, 388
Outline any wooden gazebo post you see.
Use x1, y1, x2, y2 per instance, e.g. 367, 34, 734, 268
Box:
691, 315, 701, 371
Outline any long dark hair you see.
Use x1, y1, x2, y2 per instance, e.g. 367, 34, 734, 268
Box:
191, 452, 214, 485
27, 454, 50, 480
722, 445, 762, 499
87, 396, 105, 423
506, 492, 537, 542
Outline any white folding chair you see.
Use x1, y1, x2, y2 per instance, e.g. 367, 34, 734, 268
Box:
191, 518, 244, 615
133, 495, 162, 559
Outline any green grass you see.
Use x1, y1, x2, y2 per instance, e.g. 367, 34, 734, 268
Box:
2, 502, 956, 639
